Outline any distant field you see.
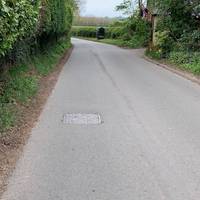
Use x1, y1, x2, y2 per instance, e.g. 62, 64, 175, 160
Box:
73, 16, 116, 27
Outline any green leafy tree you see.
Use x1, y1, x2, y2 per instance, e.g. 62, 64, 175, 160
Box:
116, 0, 146, 16
154, 0, 200, 53
116, 0, 134, 15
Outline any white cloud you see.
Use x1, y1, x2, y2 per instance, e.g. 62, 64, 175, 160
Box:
83, 0, 123, 17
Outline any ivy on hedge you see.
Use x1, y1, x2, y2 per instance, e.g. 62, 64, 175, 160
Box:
41, 0, 73, 36
0, 0, 39, 56
0, 0, 74, 59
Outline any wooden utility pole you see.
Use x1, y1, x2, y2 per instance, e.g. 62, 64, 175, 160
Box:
139, 0, 142, 8
146, 0, 159, 47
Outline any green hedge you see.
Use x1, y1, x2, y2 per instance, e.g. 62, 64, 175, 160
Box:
0, 36, 71, 133
41, 0, 73, 36
0, 0, 40, 57
71, 26, 123, 39
0, 0, 74, 64
71, 17, 151, 49
106, 26, 124, 39
71, 26, 97, 38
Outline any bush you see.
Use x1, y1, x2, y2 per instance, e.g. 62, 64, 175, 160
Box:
108, 17, 151, 47
178, 30, 200, 51
126, 34, 148, 48
169, 51, 191, 65
146, 49, 163, 60
169, 51, 200, 75
153, 29, 176, 57
106, 26, 124, 39
154, 1, 199, 55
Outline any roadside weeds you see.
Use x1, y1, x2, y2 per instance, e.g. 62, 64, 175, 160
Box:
0, 42, 73, 197
143, 55, 200, 86
74, 37, 134, 48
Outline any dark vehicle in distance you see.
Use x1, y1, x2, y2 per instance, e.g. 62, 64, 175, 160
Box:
96, 27, 105, 40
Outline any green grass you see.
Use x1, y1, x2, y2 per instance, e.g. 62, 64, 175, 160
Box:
169, 51, 200, 75
98, 39, 128, 47
75, 37, 145, 49
146, 49, 200, 75
0, 37, 71, 134
76, 37, 128, 47
0, 104, 15, 133
33, 38, 71, 75
2, 75, 38, 104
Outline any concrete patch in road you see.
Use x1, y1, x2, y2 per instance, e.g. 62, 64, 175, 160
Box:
63, 113, 102, 125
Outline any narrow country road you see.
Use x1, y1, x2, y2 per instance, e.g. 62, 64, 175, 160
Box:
2, 38, 200, 200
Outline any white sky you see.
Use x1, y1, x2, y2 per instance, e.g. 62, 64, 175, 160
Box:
82, 0, 123, 17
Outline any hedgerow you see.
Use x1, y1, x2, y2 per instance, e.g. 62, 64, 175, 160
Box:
72, 16, 151, 48
0, 0, 40, 57
0, 0, 74, 133
71, 26, 97, 38
0, 0, 74, 64
0, 36, 71, 133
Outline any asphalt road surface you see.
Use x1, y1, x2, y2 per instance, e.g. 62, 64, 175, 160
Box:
2, 38, 200, 200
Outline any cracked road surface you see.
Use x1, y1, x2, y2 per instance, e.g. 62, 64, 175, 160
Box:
2, 38, 200, 200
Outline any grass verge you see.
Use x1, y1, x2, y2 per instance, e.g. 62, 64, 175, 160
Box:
0, 37, 71, 135
0, 36, 73, 197
146, 49, 200, 76
75, 37, 138, 48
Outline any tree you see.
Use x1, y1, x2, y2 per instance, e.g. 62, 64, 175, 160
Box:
74, 0, 86, 15
156, 0, 199, 37
151, 0, 200, 53
116, 0, 147, 16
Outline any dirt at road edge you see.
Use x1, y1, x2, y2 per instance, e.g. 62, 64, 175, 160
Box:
0, 47, 73, 197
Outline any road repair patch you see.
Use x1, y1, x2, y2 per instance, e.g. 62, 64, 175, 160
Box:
63, 113, 102, 125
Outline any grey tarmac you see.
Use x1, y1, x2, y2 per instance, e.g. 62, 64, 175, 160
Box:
2, 38, 200, 200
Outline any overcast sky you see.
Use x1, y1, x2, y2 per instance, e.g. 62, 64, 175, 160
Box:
82, 0, 123, 17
